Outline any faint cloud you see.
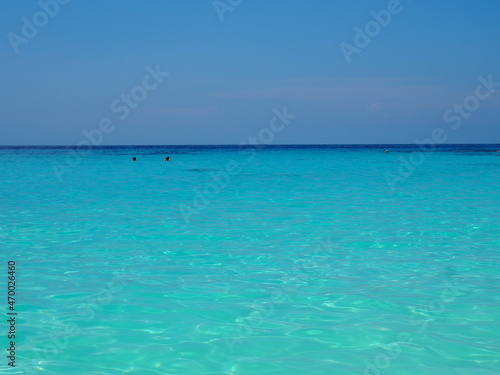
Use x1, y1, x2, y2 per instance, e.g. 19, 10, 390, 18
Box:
208, 78, 454, 117
157, 106, 219, 116
367, 102, 385, 113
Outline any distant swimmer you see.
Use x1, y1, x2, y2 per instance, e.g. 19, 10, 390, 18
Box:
385, 150, 389, 153
133, 157, 137, 161
164, 156, 171, 161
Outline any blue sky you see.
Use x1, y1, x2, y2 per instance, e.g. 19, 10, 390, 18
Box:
1, 0, 499, 145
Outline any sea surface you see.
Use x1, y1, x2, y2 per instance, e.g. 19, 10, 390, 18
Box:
1, 145, 499, 375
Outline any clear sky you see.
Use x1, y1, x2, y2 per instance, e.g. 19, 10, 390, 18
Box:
1, 0, 499, 145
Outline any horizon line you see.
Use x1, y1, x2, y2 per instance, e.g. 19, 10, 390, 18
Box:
1, 143, 499, 148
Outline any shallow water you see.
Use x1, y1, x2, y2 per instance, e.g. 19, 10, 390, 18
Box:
1, 145, 499, 374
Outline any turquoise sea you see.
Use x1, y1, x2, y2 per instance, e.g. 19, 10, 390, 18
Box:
1, 145, 499, 375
